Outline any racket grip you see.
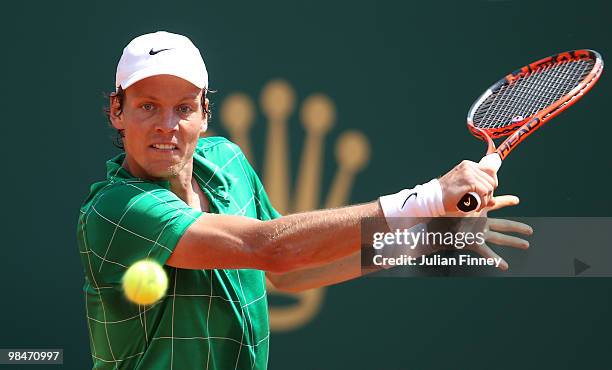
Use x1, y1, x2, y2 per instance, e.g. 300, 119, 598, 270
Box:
456, 153, 502, 213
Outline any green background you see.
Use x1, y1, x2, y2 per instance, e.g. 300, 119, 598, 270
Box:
1, 0, 611, 368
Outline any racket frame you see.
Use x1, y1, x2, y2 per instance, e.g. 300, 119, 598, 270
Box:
456, 49, 603, 213
466, 49, 604, 159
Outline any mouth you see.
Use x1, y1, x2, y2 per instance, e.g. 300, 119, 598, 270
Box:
150, 143, 179, 151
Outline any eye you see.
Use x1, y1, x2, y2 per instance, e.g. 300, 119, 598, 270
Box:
141, 103, 155, 111
177, 105, 194, 114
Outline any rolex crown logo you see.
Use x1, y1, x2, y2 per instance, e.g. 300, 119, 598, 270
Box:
216, 79, 370, 331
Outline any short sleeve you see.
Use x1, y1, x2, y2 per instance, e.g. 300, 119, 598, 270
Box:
80, 181, 202, 284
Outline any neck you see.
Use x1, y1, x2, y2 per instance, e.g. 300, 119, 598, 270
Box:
122, 156, 200, 207
167, 161, 198, 205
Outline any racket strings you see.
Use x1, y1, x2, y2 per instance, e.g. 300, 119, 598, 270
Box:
506, 63, 565, 124
473, 59, 595, 130
520, 61, 588, 117
477, 61, 579, 129
481, 61, 588, 129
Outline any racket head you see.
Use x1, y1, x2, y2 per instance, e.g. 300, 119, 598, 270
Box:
466, 49, 604, 158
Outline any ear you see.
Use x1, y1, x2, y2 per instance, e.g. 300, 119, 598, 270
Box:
200, 97, 209, 136
203, 97, 209, 119
109, 93, 125, 130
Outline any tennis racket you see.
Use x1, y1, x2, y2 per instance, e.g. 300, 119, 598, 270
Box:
458, 49, 604, 212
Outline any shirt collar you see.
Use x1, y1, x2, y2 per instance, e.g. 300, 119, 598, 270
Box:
105, 152, 234, 205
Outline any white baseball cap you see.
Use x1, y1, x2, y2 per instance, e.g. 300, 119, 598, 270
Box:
115, 31, 208, 91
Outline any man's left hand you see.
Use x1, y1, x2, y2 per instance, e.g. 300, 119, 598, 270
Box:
468, 195, 533, 271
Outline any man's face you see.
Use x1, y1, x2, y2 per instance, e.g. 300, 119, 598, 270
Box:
110, 75, 207, 180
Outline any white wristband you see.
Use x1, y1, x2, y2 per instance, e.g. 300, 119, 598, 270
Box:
379, 179, 445, 219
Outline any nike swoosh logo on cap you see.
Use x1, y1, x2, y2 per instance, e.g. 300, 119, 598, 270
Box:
149, 48, 171, 55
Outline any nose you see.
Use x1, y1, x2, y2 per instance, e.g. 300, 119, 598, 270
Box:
154, 108, 179, 133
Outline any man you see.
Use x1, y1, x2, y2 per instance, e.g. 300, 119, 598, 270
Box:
77, 31, 531, 369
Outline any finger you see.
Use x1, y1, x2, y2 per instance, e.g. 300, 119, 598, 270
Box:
485, 230, 530, 249
488, 218, 533, 235
471, 173, 495, 210
472, 169, 496, 198
478, 164, 499, 188
472, 243, 508, 271
474, 165, 497, 189
484, 193, 496, 209
487, 195, 520, 211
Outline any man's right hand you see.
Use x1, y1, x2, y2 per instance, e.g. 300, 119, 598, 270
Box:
438, 160, 498, 214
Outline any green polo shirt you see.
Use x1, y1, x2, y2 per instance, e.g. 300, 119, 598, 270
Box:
77, 137, 280, 369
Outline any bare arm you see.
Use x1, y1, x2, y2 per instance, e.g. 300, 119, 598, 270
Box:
168, 159, 499, 274
266, 251, 362, 293
166, 201, 383, 273
266, 195, 532, 292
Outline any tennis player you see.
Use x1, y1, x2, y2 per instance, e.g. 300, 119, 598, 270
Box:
77, 31, 531, 369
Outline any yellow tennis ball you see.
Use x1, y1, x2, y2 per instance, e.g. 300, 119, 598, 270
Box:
122, 260, 168, 305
